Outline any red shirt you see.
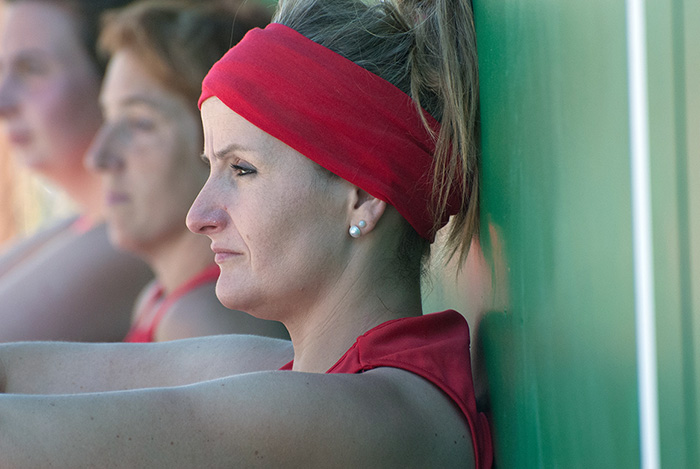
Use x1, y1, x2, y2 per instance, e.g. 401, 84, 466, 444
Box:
123, 264, 220, 343
281, 310, 493, 468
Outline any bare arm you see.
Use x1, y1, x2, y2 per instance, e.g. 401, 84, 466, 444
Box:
0, 223, 154, 342
0, 334, 293, 394
0, 368, 474, 467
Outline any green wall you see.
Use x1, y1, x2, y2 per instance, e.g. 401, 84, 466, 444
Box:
470, 0, 700, 466
265, 0, 700, 465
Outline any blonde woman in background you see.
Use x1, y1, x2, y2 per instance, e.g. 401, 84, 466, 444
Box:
0, 0, 153, 341
88, 0, 287, 342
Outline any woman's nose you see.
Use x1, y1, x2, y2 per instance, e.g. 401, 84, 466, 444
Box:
186, 179, 226, 235
0, 73, 19, 118
84, 124, 124, 172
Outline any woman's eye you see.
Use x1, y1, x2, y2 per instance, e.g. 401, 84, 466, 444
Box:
15, 60, 49, 78
127, 117, 156, 132
231, 164, 256, 176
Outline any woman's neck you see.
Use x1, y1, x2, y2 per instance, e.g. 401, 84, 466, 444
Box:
286, 260, 423, 374
145, 230, 215, 294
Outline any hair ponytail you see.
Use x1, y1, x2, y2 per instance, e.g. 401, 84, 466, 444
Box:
400, 0, 479, 264
274, 0, 479, 265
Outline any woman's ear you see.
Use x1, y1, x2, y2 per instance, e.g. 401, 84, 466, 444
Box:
347, 187, 386, 236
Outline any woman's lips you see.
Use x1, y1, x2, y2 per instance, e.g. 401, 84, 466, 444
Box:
211, 246, 240, 263
105, 191, 130, 206
7, 130, 30, 146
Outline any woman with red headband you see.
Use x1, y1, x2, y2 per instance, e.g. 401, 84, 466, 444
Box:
0, 0, 492, 466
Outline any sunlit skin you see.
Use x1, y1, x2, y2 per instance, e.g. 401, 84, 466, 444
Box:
86, 50, 207, 266
187, 97, 423, 373
0, 1, 102, 207
187, 98, 352, 321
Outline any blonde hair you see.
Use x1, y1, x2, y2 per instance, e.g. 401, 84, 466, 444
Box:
99, 0, 271, 111
273, 0, 479, 264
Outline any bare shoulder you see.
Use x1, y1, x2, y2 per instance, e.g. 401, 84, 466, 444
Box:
0, 217, 74, 277
157, 282, 289, 341
338, 367, 477, 467
0, 223, 153, 342
184, 367, 475, 467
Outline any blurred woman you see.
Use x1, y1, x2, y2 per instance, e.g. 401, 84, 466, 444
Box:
0, 0, 153, 341
87, 0, 287, 341
0, 0, 491, 466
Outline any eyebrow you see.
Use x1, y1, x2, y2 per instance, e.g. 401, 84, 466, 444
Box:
13, 48, 51, 61
101, 94, 172, 115
121, 95, 171, 111
203, 142, 255, 163
4, 49, 51, 70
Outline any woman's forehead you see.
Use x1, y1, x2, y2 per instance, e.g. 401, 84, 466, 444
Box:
102, 51, 188, 114
201, 97, 281, 155
202, 98, 255, 150
200, 97, 324, 179
0, 2, 80, 55
200, 96, 229, 121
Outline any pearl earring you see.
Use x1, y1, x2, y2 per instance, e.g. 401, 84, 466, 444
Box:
348, 220, 366, 238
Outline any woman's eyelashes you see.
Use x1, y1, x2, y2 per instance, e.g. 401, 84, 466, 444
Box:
15, 56, 49, 77
125, 115, 156, 133
231, 163, 256, 176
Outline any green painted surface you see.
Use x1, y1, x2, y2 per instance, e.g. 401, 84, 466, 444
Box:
472, 0, 699, 466
648, 0, 700, 466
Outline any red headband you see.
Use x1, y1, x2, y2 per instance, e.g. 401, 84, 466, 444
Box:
199, 23, 460, 241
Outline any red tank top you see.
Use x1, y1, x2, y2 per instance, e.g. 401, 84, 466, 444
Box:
280, 310, 493, 468
123, 264, 220, 343
70, 215, 96, 234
